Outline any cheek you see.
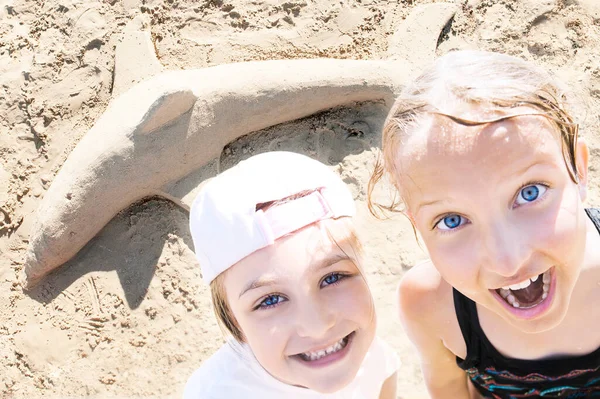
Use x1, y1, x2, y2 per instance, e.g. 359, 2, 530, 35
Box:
539, 191, 587, 263
237, 313, 294, 379
521, 184, 584, 248
234, 308, 290, 359
245, 316, 285, 343
334, 279, 375, 324
424, 235, 480, 286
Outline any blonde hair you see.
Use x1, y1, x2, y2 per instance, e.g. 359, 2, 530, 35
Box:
209, 192, 366, 343
368, 50, 581, 217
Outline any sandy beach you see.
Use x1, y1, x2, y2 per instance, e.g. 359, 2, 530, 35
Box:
1, 0, 599, 397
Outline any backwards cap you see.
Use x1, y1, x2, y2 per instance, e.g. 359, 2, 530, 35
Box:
189, 151, 356, 284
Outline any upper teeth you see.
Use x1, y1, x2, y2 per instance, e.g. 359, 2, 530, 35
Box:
499, 270, 551, 309
502, 275, 538, 291
301, 337, 346, 361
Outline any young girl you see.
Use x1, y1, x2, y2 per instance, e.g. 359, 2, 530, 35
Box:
184, 151, 399, 398
369, 50, 600, 398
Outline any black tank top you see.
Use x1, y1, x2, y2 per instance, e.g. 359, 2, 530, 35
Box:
453, 208, 600, 399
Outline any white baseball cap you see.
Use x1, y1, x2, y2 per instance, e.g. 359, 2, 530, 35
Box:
189, 151, 356, 284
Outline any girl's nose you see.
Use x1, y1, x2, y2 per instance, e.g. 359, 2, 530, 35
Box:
481, 222, 531, 277
295, 295, 336, 338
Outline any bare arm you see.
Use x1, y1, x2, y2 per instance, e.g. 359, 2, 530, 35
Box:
397, 266, 471, 399
413, 333, 470, 398
378, 372, 397, 399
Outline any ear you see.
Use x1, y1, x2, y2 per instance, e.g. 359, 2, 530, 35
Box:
575, 137, 589, 201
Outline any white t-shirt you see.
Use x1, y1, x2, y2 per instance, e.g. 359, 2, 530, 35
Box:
183, 336, 399, 399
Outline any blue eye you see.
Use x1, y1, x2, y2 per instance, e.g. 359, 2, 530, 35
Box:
321, 273, 345, 288
436, 214, 466, 231
515, 184, 547, 206
258, 294, 285, 309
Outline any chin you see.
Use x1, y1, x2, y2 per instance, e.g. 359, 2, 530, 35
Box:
501, 296, 569, 334
304, 376, 352, 394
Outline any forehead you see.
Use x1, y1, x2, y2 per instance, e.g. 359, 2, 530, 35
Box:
395, 113, 564, 203
223, 219, 352, 290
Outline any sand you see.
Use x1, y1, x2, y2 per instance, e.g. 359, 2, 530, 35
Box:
1, 0, 599, 398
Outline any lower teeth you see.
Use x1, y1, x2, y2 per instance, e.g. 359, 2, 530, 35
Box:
300, 336, 348, 361
499, 271, 551, 309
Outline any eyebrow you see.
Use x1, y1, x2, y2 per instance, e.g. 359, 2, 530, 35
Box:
312, 252, 350, 271
416, 198, 448, 213
238, 275, 279, 299
509, 159, 551, 180
416, 159, 552, 214
237, 253, 351, 299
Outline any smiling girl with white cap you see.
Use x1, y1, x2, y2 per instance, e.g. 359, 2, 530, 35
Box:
184, 151, 399, 399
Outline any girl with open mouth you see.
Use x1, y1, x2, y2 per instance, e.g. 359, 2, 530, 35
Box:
369, 50, 600, 398
184, 152, 399, 398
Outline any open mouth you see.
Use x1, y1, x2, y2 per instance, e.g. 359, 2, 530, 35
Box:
494, 268, 553, 310
295, 332, 354, 365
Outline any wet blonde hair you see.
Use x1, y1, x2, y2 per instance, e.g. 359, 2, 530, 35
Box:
209, 191, 366, 343
368, 50, 581, 216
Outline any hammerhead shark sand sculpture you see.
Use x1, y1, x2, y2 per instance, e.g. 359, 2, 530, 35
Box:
23, 3, 456, 287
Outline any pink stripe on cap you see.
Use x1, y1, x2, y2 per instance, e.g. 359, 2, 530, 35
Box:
257, 189, 333, 245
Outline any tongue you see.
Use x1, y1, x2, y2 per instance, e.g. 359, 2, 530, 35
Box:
510, 277, 544, 306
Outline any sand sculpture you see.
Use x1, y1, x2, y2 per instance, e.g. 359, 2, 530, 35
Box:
23, 3, 457, 287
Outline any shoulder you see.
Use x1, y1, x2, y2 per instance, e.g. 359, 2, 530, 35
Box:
183, 343, 253, 399
341, 336, 400, 398
369, 336, 401, 377
396, 260, 454, 338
